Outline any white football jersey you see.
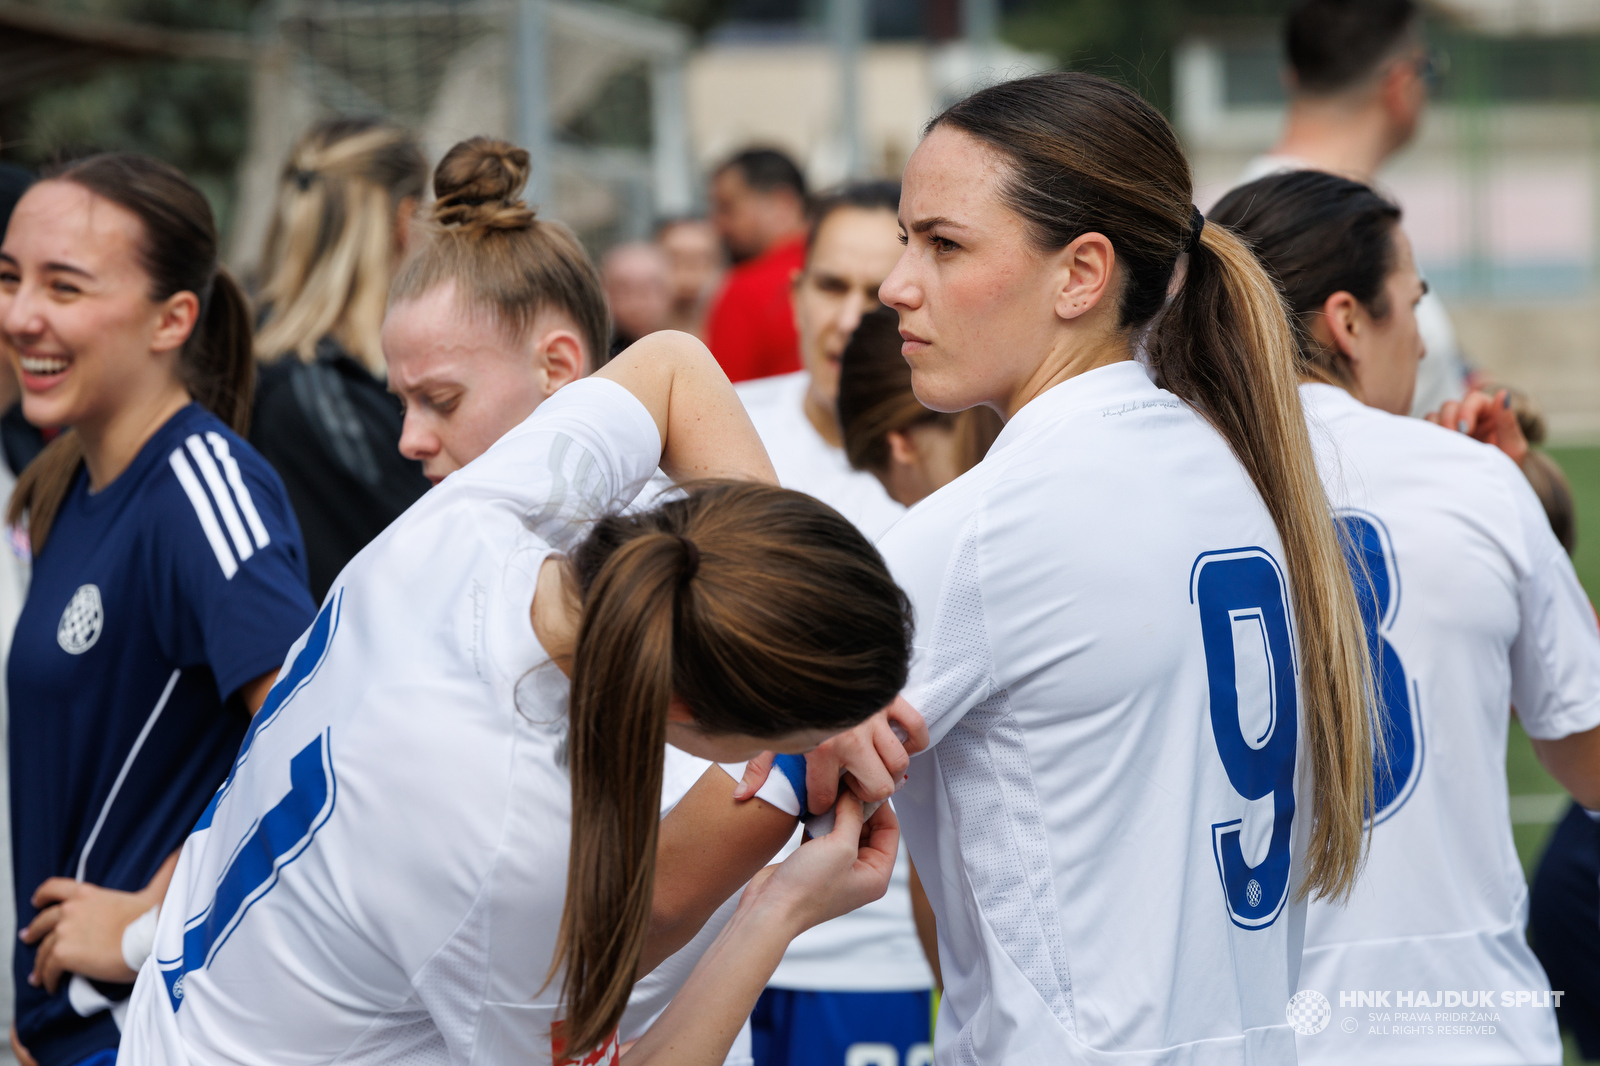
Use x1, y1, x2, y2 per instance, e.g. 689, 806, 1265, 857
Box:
880, 361, 1311, 1062
735, 370, 934, 993
1296, 383, 1600, 1065
118, 379, 664, 1066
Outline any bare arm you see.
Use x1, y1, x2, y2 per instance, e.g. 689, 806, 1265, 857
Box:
595, 331, 777, 486
1530, 722, 1600, 810
624, 798, 899, 1066
908, 859, 941, 988
640, 765, 797, 977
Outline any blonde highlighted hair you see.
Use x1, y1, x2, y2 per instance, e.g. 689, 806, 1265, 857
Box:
389, 137, 609, 368
255, 118, 427, 374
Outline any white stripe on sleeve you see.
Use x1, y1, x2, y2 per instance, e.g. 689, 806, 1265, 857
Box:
170, 449, 238, 579
186, 435, 254, 563
206, 431, 271, 549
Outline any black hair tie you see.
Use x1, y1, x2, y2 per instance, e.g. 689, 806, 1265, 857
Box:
676, 535, 700, 586
1186, 204, 1205, 255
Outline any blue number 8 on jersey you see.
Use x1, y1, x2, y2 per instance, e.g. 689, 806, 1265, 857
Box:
1192, 549, 1298, 930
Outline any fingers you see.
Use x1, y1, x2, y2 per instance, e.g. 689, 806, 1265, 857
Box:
30, 878, 81, 910
30, 929, 60, 992
1486, 389, 1530, 463
859, 802, 901, 878
871, 717, 911, 784
19, 905, 61, 946
885, 695, 929, 755
732, 751, 775, 801
805, 744, 845, 816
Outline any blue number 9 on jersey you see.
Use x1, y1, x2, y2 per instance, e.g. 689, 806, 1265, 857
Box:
1191, 549, 1298, 930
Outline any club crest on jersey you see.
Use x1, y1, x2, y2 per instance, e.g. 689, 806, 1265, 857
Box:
57, 584, 104, 655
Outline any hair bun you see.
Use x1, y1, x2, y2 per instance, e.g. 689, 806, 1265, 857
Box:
431, 136, 537, 231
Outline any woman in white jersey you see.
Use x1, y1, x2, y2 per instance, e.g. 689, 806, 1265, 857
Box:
1212, 168, 1600, 1066
766, 71, 1377, 1062
116, 331, 912, 1066
378, 137, 803, 1064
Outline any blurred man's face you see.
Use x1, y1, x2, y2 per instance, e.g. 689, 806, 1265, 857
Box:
658, 221, 722, 309
794, 205, 902, 417
710, 168, 773, 260
603, 244, 671, 342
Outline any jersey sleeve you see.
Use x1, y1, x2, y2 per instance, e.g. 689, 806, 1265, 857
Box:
160, 429, 319, 701
884, 510, 999, 750
460, 378, 663, 554
1505, 457, 1600, 740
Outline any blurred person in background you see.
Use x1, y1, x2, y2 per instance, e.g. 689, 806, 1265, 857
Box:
601, 241, 671, 361
250, 118, 432, 603
656, 217, 722, 338
1213, 168, 1600, 1065
837, 307, 1002, 508
704, 149, 808, 383
381, 137, 601, 487
732, 182, 904, 537
726, 183, 931, 1065
1238, 0, 1468, 417
0, 154, 315, 1066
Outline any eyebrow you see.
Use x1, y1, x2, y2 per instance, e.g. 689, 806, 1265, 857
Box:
906, 216, 959, 234
44, 261, 94, 279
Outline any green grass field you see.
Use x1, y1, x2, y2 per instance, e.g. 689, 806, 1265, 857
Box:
1512, 448, 1600, 1064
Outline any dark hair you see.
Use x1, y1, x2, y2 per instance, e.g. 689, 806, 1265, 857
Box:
838, 307, 1000, 475
928, 71, 1373, 900
1523, 449, 1576, 556
1287, 0, 1420, 95
7, 153, 253, 552
716, 147, 807, 202
807, 181, 900, 260
552, 480, 912, 1055
391, 137, 610, 371
1209, 170, 1403, 390
0, 163, 32, 239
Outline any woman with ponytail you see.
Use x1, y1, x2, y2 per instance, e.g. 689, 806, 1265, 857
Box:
1211, 168, 1600, 1065
0, 155, 316, 1066
116, 331, 912, 1066
755, 71, 1375, 1060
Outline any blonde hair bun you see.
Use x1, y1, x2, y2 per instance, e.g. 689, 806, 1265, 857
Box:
432, 136, 538, 232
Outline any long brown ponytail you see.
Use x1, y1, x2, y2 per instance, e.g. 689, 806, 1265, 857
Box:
551, 481, 912, 1056
6, 154, 254, 553
932, 72, 1374, 901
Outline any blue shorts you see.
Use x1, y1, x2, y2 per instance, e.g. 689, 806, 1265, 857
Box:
751, 987, 933, 1066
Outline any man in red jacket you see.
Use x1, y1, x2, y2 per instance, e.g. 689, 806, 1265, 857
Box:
705, 148, 809, 382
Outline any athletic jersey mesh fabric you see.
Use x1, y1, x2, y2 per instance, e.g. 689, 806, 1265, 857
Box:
1296, 383, 1600, 1064
735, 370, 933, 992
8, 404, 315, 1066
878, 361, 1310, 1063
117, 380, 662, 1066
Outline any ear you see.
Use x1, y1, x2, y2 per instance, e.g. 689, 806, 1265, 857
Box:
885, 428, 920, 469
1052, 232, 1116, 323
1319, 290, 1364, 363
149, 290, 200, 356
534, 328, 586, 393
666, 695, 696, 725
394, 196, 418, 257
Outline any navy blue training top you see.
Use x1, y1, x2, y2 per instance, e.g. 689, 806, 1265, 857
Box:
8, 404, 317, 1066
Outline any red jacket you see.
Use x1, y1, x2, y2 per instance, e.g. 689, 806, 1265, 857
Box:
705, 236, 806, 383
